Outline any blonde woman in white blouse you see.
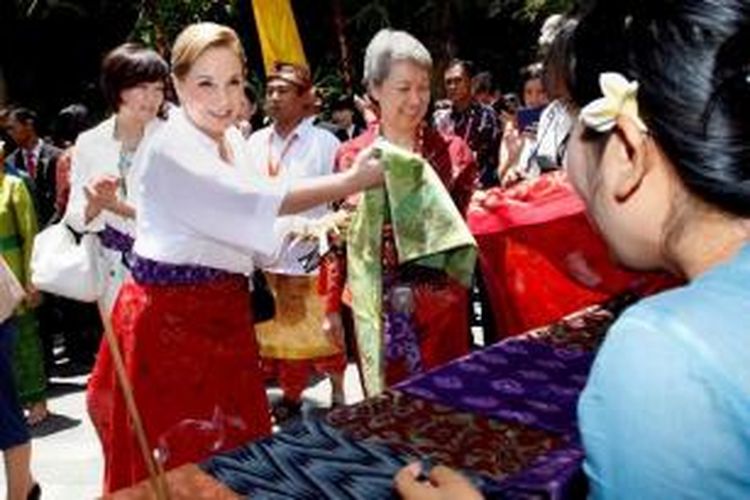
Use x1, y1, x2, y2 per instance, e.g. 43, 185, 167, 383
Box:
86, 23, 383, 493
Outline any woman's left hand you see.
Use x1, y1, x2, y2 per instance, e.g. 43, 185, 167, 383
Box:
88, 175, 120, 210
84, 175, 120, 221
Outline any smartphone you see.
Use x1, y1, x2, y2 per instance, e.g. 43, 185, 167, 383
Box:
516, 106, 544, 133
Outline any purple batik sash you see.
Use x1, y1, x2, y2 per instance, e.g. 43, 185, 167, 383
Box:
98, 224, 134, 254
129, 254, 236, 286
99, 225, 235, 286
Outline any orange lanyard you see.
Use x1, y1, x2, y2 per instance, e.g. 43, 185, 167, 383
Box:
267, 132, 298, 177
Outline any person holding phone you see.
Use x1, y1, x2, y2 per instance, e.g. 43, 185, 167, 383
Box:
497, 63, 550, 186
529, 18, 578, 174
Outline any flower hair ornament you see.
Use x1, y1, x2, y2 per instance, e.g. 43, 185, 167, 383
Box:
579, 72, 648, 133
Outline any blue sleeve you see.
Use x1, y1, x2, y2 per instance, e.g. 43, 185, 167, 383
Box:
578, 304, 741, 499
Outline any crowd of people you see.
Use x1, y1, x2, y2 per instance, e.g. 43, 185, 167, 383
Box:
1, 0, 748, 498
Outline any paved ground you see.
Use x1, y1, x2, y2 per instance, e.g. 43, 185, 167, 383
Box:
0, 363, 366, 499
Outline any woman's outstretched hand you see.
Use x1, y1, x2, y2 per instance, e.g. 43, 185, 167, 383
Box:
349, 147, 385, 191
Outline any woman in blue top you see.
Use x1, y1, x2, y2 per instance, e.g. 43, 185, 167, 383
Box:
395, 0, 750, 498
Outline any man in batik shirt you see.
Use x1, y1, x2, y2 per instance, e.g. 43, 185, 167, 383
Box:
436, 60, 500, 188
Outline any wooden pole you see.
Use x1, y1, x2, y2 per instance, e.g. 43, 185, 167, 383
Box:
99, 306, 170, 500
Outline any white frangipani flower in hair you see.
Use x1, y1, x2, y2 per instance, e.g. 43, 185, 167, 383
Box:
579, 72, 648, 133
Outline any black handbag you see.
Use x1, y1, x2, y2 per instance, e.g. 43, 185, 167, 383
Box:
251, 270, 275, 323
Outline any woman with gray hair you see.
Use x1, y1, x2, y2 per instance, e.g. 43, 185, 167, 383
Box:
320, 29, 478, 394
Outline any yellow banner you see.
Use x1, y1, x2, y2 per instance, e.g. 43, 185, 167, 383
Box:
252, 0, 307, 75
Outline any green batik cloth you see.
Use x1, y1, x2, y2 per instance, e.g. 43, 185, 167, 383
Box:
347, 141, 477, 396
1, 172, 46, 404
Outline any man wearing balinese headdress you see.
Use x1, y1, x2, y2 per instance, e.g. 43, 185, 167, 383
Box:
246, 62, 346, 421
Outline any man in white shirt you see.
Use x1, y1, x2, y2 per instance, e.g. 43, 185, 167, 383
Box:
246, 62, 345, 421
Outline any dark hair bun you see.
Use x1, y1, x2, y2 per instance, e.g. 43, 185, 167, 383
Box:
570, 0, 750, 216
700, 23, 750, 215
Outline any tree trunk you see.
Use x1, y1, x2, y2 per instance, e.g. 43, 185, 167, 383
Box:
332, 0, 353, 94
430, 0, 457, 98
139, 0, 168, 55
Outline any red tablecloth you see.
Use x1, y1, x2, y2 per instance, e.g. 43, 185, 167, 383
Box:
468, 172, 669, 337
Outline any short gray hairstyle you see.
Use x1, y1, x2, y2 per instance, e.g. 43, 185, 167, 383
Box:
363, 29, 432, 89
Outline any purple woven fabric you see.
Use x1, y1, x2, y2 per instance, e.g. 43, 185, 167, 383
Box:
383, 309, 423, 375
98, 226, 239, 286
382, 276, 423, 377
498, 440, 585, 500
396, 338, 595, 434
129, 254, 237, 286
98, 225, 134, 253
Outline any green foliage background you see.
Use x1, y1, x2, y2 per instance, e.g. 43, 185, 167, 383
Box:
0, 0, 575, 127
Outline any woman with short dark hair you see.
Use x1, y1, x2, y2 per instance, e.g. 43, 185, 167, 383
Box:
99, 43, 169, 114
64, 43, 168, 319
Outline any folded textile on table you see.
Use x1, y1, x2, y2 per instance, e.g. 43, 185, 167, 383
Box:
327, 389, 560, 481
498, 441, 587, 500
397, 337, 594, 435
202, 419, 495, 499
395, 304, 621, 434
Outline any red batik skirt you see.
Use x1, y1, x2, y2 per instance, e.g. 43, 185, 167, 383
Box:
86, 276, 271, 493
384, 277, 471, 387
